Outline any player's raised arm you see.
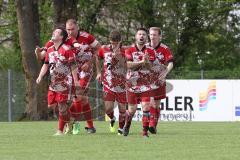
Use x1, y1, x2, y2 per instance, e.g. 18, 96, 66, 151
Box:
35, 46, 46, 60
35, 40, 54, 60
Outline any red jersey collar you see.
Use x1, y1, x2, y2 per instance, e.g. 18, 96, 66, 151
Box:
150, 42, 161, 50
135, 43, 146, 52
54, 42, 64, 51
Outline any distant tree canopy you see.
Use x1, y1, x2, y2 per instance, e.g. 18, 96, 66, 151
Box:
1, 0, 240, 73
0, 0, 240, 72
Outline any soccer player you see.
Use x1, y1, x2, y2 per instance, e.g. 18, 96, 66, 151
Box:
36, 19, 101, 134
65, 19, 101, 134
124, 28, 158, 137
36, 28, 77, 136
148, 27, 174, 134
97, 30, 127, 135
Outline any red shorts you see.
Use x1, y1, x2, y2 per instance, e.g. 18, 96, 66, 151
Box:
127, 90, 153, 105
48, 90, 69, 107
152, 83, 166, 100
103, 87, 127, 104
78, 75, 91, 95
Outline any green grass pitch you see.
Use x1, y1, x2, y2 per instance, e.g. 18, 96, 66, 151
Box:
0, 121, 239, 160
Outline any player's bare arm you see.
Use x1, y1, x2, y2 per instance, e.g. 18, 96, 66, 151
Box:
127, 54, 150, 69
127, 60, 145, 69
142, 54, 153, 70
95, 54, 102, 82
72, 40, 85, 51
81, 42, 101, 72
35, 46, 46, 60
115, 53, 126, 68
166, 62, 173, 74
36, 64, 48, 84
159, 62, 173, 80
94, 42, 102, 79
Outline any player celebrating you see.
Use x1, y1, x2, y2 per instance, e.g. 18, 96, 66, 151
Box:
97, 30, 127, 135
124, 28, 158, 137
148, 27, 174, 134
65, 19, 101, 134
36, 19, 101, 134
36, 28, 77, 136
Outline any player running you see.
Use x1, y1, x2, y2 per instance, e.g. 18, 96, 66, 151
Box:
35, 19, 101, 134
123, 28, 158, 137
36, 28, 77, 136
148, 27, 174, 134
97, 30, 127, 135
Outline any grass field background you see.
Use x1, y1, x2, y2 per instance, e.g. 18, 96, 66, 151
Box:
0, 121, 239, 160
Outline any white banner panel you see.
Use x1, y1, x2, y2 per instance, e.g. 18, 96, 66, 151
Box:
163, 80, 230, 121
111, 80, 240, 122
232, 80, 240, 121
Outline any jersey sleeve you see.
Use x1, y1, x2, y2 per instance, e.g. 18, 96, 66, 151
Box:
67, 49, 76, 63
147, 48, 156, 61
80, 32, 96, 46
43, 40, 54, 51
44, 51, 49, 64
163, 47, 174, 63
87, 33, 99, 48
125, 48, 133, 61
65, 37, 76, 46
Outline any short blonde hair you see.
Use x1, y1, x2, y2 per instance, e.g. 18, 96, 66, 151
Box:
149, 27, 161, 35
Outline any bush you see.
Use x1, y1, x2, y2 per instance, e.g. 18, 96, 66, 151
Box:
0, 48, 22, 71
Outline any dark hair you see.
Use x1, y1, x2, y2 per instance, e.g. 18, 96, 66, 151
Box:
136, 27, 148, 34
57, 27, 68, 42
109, 30, 121, 42
53, 23, 65, 30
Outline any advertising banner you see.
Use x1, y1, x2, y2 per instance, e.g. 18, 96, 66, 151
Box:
110, 80, 240, 121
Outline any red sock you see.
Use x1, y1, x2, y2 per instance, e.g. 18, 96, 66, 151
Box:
82, 103, 94, 128
73, 101, 82, 121
150, 106, 160, 127
119, 110, 126, 129
69, 101, 82, 121
142, 111, 150, 132
69, 103, 76, 119
58, 111, 70, 132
